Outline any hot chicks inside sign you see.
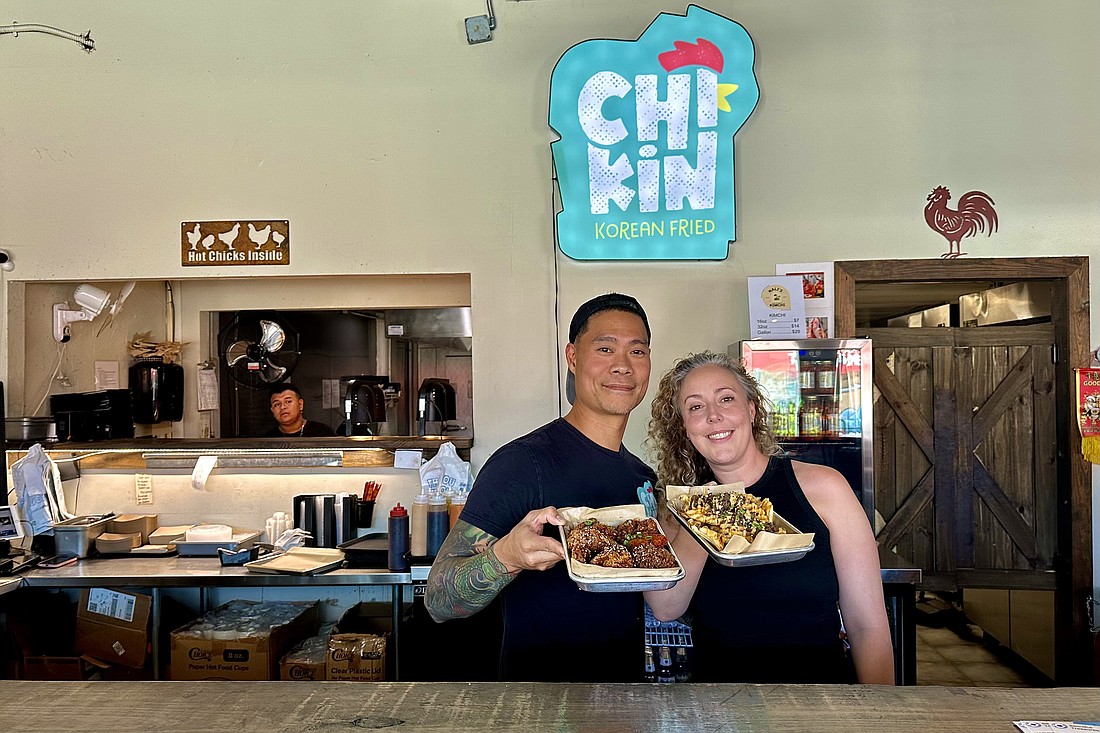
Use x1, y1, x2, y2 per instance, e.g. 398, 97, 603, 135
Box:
550, 5, 759, 260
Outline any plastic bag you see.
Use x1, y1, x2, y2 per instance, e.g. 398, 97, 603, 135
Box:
419, 442, 470, 494
11, 443, 73, 537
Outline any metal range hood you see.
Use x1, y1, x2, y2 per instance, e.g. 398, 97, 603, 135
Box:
384, 308, 472, 352
959, 282, 1052, 327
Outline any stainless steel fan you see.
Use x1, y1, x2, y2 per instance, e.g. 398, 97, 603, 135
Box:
217, 313, 299, 388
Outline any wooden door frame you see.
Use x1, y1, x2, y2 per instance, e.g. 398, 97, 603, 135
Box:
834, 256, 1092, 685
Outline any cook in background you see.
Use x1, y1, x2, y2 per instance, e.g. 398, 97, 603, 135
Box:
264, 383, 335, 437
643, 351, 894, 684
425, 293, 656, 682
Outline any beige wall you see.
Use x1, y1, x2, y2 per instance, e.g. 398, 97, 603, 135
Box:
2, 2, 1099, 588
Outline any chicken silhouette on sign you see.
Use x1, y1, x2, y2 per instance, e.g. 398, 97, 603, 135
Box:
217, 222, 241, 251
924, 186, 998, 259
186, 222, 203, 251
248, 223, 272, 249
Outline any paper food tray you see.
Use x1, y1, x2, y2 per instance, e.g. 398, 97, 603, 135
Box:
175, 530, 261, 557
244, 547, 345, 575
666, 483, 815, 567
558, 505, 684, 593
668, 508, 814, 566
98, 544, 178, 558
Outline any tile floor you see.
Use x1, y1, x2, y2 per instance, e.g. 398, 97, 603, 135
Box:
916, 619, 1052, 687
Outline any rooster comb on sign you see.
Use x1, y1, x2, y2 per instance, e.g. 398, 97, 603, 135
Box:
924, 186, 998, 259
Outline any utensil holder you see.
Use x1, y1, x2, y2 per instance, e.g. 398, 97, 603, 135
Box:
356, 500, 376, 528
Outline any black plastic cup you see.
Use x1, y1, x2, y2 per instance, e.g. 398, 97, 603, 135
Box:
357, 500, 376, 528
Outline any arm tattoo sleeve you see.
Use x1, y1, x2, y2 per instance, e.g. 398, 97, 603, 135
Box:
424, 519, 518, 622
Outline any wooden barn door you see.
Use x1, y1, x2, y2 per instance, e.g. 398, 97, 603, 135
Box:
835, 256, 1092, 684
869, 326, 1057, 590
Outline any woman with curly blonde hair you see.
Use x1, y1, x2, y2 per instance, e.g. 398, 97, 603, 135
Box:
647, 351, 779, 489
644, 351, 893, 684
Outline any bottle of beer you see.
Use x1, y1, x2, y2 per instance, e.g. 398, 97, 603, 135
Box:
674, 647, 691, 683
643, 646, 657, 683
817, 359, 836, 390
657, 646, 675, 683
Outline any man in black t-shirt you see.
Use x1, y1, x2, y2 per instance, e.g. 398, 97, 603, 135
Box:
425, 293, 655, 681
263, 384, 335, 437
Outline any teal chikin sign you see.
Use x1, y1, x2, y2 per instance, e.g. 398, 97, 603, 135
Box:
549, 5, 759, 260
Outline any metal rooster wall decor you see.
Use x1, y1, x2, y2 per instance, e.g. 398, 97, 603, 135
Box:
924, 186, 998, 259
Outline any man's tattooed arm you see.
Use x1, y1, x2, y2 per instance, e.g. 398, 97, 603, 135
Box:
424, 519, 518, 622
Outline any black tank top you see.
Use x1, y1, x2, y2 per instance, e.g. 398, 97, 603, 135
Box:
687, 456, 854, 683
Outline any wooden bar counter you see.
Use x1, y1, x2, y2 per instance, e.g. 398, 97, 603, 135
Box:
2, 681, 1095, 732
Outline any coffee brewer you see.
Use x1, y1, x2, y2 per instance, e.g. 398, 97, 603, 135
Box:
340, 375, 389, 436
416, 378, 456, 436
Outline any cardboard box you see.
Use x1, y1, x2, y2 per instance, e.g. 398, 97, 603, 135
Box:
281, 657, 327, 681
23, 655, 107, 680
327, 633, 386, 681
99, 661, 156, 680
280, 631, 331, 681
326, 603, 392, 682
170, 600, 319, 681
74, 588, 151, 668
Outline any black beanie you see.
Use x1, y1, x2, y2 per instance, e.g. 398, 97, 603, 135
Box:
568, 293, 651, 344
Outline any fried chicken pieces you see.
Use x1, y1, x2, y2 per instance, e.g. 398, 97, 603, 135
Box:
566, 517, 678, 569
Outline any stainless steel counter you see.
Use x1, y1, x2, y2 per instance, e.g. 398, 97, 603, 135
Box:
15, 556, 432, 587
2, 681, 1096, 732
879, 547, 922, 584
0, 577, 20, 597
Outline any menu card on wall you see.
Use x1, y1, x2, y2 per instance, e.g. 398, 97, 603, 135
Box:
775, 261, 834, 338
747, 276, 806, 338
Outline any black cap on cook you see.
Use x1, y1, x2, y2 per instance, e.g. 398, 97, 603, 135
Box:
568, 293, 651, 345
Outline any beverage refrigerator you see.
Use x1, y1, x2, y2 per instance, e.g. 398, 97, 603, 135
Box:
736, 338, 874, 523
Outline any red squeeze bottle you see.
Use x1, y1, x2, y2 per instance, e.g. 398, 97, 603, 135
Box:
388, 504, 410, 572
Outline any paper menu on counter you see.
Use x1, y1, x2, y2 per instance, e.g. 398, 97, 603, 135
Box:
1014, 723, 1100, 732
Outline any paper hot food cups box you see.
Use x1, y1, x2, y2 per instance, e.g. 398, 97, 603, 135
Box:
666, 483, 815, 557
170, 600, 319, 681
